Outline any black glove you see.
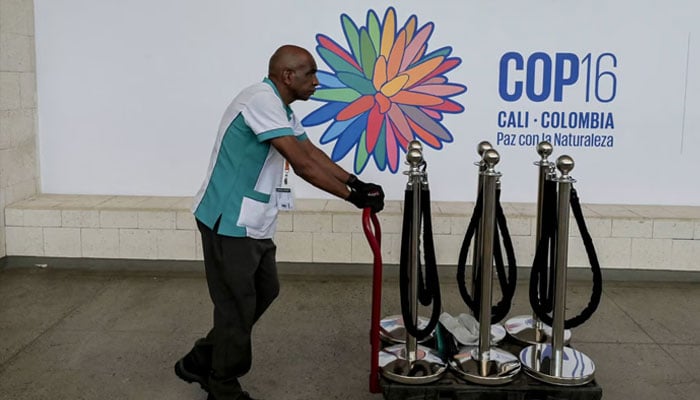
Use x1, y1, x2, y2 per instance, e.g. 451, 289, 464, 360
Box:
347, 175, 384, 204
346, 185, 385, 213
346, 174, 374, 192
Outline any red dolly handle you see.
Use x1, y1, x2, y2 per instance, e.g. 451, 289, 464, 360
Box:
362, 208, 383, 394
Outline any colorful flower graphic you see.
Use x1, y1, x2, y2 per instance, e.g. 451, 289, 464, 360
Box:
302, 7, 467, 173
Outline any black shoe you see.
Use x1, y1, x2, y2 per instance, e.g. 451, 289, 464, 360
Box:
174, 356, 209, 392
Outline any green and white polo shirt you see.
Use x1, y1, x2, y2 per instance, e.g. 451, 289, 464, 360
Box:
193, 78, 307, 238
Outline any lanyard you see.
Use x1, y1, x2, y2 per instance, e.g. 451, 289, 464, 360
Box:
283, 160, 291, 186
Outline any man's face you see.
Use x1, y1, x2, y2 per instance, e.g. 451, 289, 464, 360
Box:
288, 57, 319, 101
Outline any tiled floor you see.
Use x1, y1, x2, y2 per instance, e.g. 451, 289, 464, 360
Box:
0, 263, 698, 400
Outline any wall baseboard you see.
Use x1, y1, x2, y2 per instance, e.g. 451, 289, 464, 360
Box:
2, 256, 699, 283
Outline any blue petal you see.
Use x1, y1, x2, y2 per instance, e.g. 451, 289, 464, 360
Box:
317, 71, 346, 88
302, 102, 347, 127
331, 113, 368, 161
319, 115, 359, 143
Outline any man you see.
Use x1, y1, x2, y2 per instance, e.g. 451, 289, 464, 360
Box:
175, 45, 384, 400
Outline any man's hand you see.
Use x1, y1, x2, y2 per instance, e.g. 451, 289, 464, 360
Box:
346, 184, 385, 213
346, 174, 376, 192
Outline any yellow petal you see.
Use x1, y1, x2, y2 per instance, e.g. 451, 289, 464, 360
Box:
380, 74, 409, 97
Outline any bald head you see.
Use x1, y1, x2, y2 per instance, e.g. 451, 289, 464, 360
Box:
267, 45, 319, 104
268, 45, 314, 79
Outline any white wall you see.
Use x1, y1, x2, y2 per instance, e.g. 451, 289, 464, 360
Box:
34, 0, 700, 205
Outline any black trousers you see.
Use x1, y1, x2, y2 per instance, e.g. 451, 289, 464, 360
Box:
190, 219, 280, 399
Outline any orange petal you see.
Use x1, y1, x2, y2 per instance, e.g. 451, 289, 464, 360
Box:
387, 30, 406, 80
336, 95, 375, 121
391, 91, 444, 106
402, 56, 445, 88
374, 92, 391, 114
373, 56, 388, 90
380, 9, 396, 58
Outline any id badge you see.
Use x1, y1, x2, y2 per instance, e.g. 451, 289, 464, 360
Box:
275, 186, 295, 210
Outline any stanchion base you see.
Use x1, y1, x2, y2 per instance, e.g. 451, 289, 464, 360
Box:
380, 315, 433, 344
380, 373, 602, 400
505, 315, 571, 345
379, 343, 447, 385
449, 347, 521, 385
519, 344, 595, 386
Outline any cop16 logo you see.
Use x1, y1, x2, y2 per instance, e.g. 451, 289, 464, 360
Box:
498, 52, 618, 103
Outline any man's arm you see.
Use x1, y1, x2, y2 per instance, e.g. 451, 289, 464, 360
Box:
270, 135, 350, 199
271, 135, 385, 213
297, 138, 353, 184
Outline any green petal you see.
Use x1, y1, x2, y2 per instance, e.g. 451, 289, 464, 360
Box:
423, 47, 453, 62
359, 28, 377, 80
318, 47, 361, 75
336, 72, 376, 95
311, 88, 362, 102
367, 10, 381, 55
341, 14, 361, 61
373, 123, 387, 170
355, 130, 370, 173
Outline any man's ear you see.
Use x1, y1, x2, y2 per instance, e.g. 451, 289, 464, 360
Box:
282, 69, 294, 84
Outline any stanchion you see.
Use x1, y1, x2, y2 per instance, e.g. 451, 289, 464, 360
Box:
471, 141, 493, 301
450, 149, 521, 385
379, 141, 447, 384
379, 140, 434, 345
506, 141, 571, 345
363, 208, 383, 393
520, 156, 596, 386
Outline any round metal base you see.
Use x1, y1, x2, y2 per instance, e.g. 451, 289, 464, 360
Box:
505, 315, 571, 346
380, 315, 433, 344
449, 346, 521, 385
379, 343, 448, 384
519, 344, 595, 386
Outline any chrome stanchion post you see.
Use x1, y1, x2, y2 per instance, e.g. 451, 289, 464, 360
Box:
506, 141, 571, 345
477, 150, 498, 376
519, 155, 596, 386
379, 140, 447, 385
406, 144, 423, 364
552, 156, 573, 376
472, 141, 492, 300
378, 141, 432, 345
533, 142, 553, 344
450, 149, 521, 385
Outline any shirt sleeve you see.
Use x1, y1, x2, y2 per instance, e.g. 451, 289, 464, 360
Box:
241, 91, 295, 142
290, 112, 308, 142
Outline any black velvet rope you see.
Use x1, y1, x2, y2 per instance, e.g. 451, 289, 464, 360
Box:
494, 193, 518, 321
456, 192, 482, 314
419, 189, 442, 334
529, 186, 604, 329
456, 189, 517, 323
399, 188, 441, 341
529, 179, 557, 316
